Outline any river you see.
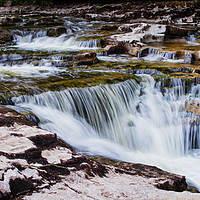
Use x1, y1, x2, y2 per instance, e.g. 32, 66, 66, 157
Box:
1, 12, 200, 191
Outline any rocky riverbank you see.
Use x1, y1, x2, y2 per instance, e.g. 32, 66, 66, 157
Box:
0, 106, 199, 199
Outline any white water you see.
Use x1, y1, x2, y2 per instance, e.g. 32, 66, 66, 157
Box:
139, 48, 185, 63
0, 62, 66, 78
11, 75, 200, 190
13, 31, 99, 51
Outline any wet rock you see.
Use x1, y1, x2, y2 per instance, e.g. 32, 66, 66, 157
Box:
0, 30, 13, 44
100, 25, 119, 31
107, 41, 130, 54
74, 52, 98, 65
9, 178, 34, 196
47, 26, 67, 37
156, 176, 187, 192
165, 25, 188, 39
34, 17, 63, 26
0, 106, 36, 127
137, 48, 149, 57
0, 16, 22, 26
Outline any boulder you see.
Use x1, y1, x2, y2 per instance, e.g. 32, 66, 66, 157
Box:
107, 41, 133, 55
73, 52, 98, 65
165, 25, 188, 39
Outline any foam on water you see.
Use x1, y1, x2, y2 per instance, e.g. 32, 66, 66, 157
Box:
13, 31, 99, 52
0, 62, 65, 78
11, 75, 200, 190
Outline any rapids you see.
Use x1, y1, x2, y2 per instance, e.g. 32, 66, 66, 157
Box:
10, 75, 200, 190
1, 14, 200, 192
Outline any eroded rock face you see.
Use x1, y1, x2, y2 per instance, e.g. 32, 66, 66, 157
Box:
0, 106, 107, 199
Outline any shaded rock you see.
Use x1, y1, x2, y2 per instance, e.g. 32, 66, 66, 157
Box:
0, 30, 13, 44
156, 177, 187, 192
0, 106, 36, 127
100, 25, 118, 31
34, 17, 63, 26
165, 25, 188, 39
137, 47, 149, 57
107, 41, 130, 54
0, 16, 22, 26
47, 26, 67, 37
29, 134, 57, 148
9, 178, 34, 196
74, 52, 98, 65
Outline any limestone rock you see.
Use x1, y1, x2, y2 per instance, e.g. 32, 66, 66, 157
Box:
74, 52, 98, 65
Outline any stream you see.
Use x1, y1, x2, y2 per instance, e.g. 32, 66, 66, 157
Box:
1, 12, 200, 191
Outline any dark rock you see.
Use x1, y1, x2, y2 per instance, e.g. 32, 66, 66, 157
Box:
138, 48, 149, 57
165, 25, 188, 39
100, 25, 118, 31
74, 52, 98, 65
107, 41, 130, 54
94, 157, 188, 192
47, 26, 67, 37
0, 30, 13, 44
42, 165, 70, 177
29, 134, 57, 148
0, 106, 36, 127
9, 178, 34, 196
156, 176, 187, 192
0, 16, 23, 26
195, 69, 200, 74
34, 17, 63, 26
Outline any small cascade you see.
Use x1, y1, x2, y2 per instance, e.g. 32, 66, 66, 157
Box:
138, 48, 179, 62
184, 51, 193, 63
13, 32, 99, 51
13, 29, 47, 43
186, 32, 200, 46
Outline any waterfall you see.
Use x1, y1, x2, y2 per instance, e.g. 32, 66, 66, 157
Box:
11, 75, 200, 190
13, 30, 99, 51
13, 29, 47, 43
138, 48, 185, 63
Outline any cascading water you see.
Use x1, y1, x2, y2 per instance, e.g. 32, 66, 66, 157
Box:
138, 48, 184, 63
13, 30, 99, 51
10, 75, 200, 190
